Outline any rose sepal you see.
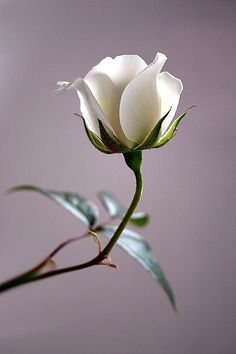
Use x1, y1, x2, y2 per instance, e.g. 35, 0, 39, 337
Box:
153, 106, 195, 148
75, 114, 112, 154
134, 107, 172, 151
98, 120, 130, 153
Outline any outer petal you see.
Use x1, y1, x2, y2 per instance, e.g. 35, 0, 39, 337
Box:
158, 72, 183, 135
84, 72, 129, 145
55, 79, 113, 137
84, 55, 147, 147
86, 55, 147, 93
54, 81, 70, 95
119, 52, 167, 147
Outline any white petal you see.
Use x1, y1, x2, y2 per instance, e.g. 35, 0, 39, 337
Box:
158, 72, 183, 135
54, 81, 70, 95
86, 55, 147, 92
84, 55, 147, 147
55, 79, 112, 136
119, 52, 167, 146
84, 72, 123, 139
72, 78, 115, 136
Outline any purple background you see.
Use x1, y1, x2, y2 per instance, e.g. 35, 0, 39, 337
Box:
0, 0, 235, 353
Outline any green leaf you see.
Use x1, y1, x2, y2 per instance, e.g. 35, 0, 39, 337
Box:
134, 108, 171, 150
98, 191, 149, 227
9, 185, 99, 227
130, 212, 149, 227
98, 191, 123, 217
154, 106, 195, 148
98, 225, 176, 309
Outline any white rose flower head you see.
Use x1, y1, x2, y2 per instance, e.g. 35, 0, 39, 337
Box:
55, 52, 193, 154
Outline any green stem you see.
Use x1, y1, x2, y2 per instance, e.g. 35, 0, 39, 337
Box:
0, 151, 143, 294
0, 269, 40, 293
102, 152, 143, 255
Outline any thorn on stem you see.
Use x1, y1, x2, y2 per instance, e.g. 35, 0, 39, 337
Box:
98, 261, 119, 269
42, 258, 57, 273
47, 258, 57, 270
97, 254, 119, 269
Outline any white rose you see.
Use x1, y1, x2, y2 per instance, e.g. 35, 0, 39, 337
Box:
56, 52, 192, 153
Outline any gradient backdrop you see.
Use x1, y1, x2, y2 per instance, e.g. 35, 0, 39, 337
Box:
0, 1, 235, 353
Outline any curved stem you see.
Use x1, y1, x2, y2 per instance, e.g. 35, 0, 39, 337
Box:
101, 166, 143, 256
0, 152, 143, 294
0, 232, 90, 293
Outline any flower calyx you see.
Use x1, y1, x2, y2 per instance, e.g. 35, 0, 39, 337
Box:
75, 105, 194, 154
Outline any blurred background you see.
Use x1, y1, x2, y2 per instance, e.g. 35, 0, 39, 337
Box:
0, 0, 235, 353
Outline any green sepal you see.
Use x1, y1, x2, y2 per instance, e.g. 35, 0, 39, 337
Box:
98, 225, 176, 310
75, 114, 112, 154
8, 185, 99, 227
98, 120, 128, 153
153, 106, 195, 148
134, 108, 172, 150
98, 191, 149, 227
